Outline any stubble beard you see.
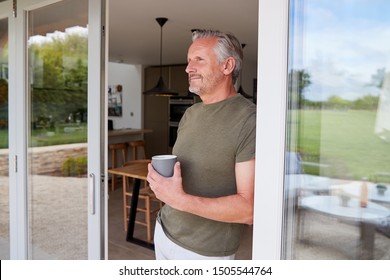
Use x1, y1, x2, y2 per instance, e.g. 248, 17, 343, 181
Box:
188, 85, 201, 96
188, 75, 203, 96
188, 73, 222, 97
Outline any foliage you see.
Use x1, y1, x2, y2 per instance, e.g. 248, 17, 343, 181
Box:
323, 95, 350, 110
370, 67, 385, 88
29, 31, 88, 126
318, 94, 379, 111
289, 68, 382, 111
61, 156, 87, 177
0, 78, 7, 104
288, 69, 312, 109
351, 95, 379, 110
0, 78, 8, 130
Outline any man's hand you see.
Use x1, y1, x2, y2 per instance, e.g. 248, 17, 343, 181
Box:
147, 161, 186, 209
147, 159, 255, 225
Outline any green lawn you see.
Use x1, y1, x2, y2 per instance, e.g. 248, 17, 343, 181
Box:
0, 129, 7, 149
0, 124, 87, 149
297, 110, 390, 182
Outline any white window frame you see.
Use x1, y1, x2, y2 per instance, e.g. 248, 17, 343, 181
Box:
252, 0, 289, 259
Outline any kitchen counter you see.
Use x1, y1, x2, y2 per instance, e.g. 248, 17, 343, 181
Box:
108, 128, 153, 166
108, 129, 152, 145
108, 128, 152, 138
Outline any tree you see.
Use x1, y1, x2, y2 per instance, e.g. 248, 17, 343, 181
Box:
29, 30, 88, 124
325, 95, 350, 110
370, 68, 385, 89
0, 78, 8, 128
351, 95, 379, 110
0, 78, 7, 105
288, 69, 312, 109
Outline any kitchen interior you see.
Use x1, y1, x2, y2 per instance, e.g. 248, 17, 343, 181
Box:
108, 0, 259, 259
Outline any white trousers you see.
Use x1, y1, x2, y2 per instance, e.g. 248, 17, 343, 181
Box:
154, 221, 235, 260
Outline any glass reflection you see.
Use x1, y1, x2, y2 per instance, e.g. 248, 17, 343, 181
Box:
27, 0, 88, 259
286, 0, 390, 259
0, 17, 9, 260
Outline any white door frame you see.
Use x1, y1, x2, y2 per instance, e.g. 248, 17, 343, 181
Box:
88, 0, 108, 260
9, 0, 29, 260
252, 0, 289, 259
7, 0, 107, 259
0, 0, 22, 260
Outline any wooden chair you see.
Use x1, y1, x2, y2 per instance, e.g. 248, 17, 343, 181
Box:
128, 140, 146, 160
128, 140, 147, 189
108, 143, 127, 191
123, 160, 163, 242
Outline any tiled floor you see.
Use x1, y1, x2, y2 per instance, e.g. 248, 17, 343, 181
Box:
107, 185, 253, 260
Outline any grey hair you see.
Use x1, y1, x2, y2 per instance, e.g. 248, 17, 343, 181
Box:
192, 29, 243, 84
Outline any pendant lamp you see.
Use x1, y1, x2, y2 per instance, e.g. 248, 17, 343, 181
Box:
237, 43, 253, 99
143, 17, 178, 96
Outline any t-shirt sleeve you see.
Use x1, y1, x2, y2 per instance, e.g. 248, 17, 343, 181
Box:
236, 110, 256, 163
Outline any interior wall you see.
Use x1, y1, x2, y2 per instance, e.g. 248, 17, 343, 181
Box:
108, 62, 142, 129
241, 61, 258, 96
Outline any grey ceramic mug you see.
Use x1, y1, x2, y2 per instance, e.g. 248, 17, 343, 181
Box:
151, 155, 177, 177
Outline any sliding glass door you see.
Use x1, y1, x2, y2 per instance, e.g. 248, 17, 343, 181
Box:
26, 0, 90, 259
0, 0, 10, 260
253, 0, 390, 260
7, 0, 107, 259
285, 0, 390, 260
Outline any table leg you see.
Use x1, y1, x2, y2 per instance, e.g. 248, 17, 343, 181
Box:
126, 178, 154, 250
122, 176, 127, 231
359, 222, 375, 259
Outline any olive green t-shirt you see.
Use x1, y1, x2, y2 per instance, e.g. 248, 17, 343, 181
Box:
159, 94, 256, 256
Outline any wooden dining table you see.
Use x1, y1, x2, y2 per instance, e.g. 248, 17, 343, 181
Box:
108, 160, 154, 250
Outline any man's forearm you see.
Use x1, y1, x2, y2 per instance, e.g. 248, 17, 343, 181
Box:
175, 192, 254, 224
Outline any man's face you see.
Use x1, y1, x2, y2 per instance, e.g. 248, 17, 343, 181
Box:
185, 37, 225, 96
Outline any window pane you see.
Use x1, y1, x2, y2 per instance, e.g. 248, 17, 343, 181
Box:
27, 0, 88, 259
285, 0, 390, 259
0, 17, 9, 260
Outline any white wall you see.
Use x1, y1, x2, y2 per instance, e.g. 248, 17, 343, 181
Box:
108, 62, 142, 129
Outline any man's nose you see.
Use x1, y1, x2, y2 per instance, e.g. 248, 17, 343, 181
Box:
185, 62, 194, 73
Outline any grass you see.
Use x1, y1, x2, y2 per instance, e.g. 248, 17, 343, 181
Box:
31, 124, 87, 147
297, 110, 390, 182
0, 124, 87, 149
0, 129, 7, 149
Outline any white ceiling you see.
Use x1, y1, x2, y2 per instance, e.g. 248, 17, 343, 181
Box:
108, 0, 258, 66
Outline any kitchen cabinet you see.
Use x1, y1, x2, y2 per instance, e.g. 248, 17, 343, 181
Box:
144, 95, 169, 157
144, 64, 188, 96
143, 64, 189, 157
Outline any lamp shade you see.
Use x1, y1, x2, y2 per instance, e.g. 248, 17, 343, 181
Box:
143, 76, 178, 97
143, 17, 178, 96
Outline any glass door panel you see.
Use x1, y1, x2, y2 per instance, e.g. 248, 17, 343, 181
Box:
285, 0, 390, 259
0, 16, 9, 260
27, 0, 89, 259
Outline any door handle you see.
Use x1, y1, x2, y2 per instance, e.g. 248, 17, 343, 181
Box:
89, 173, 96, 215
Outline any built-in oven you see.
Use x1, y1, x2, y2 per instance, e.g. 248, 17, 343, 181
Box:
169, 96, 195, 147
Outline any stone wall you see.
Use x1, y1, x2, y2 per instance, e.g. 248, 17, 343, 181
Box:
0, 148, 8, 176
0, 143, 88, 176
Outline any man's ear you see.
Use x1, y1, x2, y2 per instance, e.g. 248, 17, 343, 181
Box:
222, 57, 236, 75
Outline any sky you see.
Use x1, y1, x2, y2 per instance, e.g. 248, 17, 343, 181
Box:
28, 26, 88, 45
290, 0, 390, 101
